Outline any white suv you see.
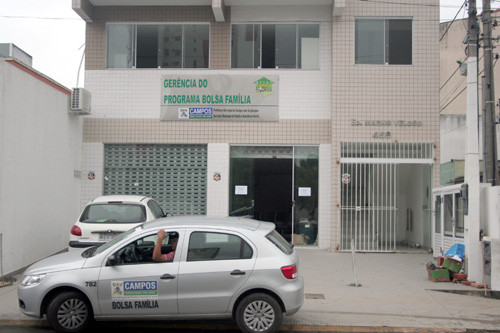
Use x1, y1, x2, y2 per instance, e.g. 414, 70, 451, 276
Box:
69, 195, 166, 248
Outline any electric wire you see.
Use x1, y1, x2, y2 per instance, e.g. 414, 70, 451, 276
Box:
440, 0, 467, 42
440, 57, 499, 113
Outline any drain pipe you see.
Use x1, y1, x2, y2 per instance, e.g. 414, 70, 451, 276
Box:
349, 238, 361, 287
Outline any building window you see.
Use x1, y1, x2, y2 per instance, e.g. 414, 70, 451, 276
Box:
107, 24, 209, 69
355, 18, 412, 65
231, 24, 319, 69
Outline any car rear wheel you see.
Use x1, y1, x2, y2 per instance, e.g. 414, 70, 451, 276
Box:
46, 291, 93, 333
235, 293, 283, 333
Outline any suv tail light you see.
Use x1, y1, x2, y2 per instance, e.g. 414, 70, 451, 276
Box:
281, 265, 298, 279
71, 225, 82, 236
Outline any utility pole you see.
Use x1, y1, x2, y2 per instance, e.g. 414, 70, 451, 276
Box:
482, 0, 498, 185
465, 0, 482, 283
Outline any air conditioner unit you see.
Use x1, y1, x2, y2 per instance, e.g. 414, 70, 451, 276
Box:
70, 88, 91, 115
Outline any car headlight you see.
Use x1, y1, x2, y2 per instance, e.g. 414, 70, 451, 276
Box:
20, 274, 46, 287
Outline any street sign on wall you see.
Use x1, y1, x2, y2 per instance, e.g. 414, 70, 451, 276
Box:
160, 74, 279, 121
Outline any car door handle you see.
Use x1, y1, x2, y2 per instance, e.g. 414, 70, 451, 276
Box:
230, 270, 246, 276
160, 274, 176, 280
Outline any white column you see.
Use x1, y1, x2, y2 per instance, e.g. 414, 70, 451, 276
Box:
206, 143, 230, 216
464, 54, 483, 282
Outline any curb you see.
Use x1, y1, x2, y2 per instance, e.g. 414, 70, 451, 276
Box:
0, 320, 470, 332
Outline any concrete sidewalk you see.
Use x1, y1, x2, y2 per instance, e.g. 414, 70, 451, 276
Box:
1, 248, 500, 331
288, 249, 500, 331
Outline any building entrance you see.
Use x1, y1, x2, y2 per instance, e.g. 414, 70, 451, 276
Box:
229, 146, 318, 245
340, 142, 434, 252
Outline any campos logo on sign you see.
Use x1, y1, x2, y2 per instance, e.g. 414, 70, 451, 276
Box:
178, 107, 213, 119
112, 281, 158, 298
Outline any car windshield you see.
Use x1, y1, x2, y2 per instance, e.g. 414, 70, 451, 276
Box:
266, 229, 294, 255
88, 226, 140, 257
80, 203, 146, 223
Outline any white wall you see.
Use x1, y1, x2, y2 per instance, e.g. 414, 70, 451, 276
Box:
482, 185, 500, 239
318, 144, 331, 250
81, 142, 104, 209
206, 143, 229, 216
0, 60, 83, 276
398, 164, 432, 248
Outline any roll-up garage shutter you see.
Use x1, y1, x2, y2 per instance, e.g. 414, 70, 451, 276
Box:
104, 144, 207, 216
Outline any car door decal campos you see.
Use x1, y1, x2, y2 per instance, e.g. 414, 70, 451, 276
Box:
111, 280, 159, 309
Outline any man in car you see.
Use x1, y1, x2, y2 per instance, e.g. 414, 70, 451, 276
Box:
152, 230, 178, 262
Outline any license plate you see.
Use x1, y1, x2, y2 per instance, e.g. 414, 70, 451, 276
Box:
99, 233, 119, 241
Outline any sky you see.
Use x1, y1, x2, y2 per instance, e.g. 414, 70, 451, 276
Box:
0, 0, 496, 89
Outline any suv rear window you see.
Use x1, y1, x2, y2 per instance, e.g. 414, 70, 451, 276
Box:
80, 203, 146, 223
266, 230, 293, 255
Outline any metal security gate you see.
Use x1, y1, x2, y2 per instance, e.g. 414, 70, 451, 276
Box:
104, 144, 207, 216
340, 142, 434, 252
341, 163, 397, 252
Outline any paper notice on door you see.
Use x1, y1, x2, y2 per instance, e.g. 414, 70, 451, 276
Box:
298, 187, 311, 197
235, 185, 248, 195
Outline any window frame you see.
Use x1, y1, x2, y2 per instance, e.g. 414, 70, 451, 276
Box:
354, 17, 413, 66
187, 231, 254, 262
110, 231, 179, 266
106, 22, 211, 69
230, 22, 320, 70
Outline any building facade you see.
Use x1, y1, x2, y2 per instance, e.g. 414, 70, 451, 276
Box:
73, 0, 439, 252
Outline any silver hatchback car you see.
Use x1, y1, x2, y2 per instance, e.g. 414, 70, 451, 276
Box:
18, 216, 304, 333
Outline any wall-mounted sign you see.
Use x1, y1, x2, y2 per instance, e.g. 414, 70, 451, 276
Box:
88, 171, 96, 180
350, 119, 423, 139
213, 172, 221, 182
298, 187, 311, 197
235, 185, 248, 195
161, 75, 279, 122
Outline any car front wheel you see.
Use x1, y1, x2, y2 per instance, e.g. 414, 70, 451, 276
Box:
46, 291, 93, 333
235, 293, 283, 333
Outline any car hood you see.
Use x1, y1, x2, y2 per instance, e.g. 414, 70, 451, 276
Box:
24, 249, 88, 275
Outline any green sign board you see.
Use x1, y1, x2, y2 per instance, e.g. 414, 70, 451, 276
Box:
161, 74, 279, 121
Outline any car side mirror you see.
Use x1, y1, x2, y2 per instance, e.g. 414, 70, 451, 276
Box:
106, 255, 117, 266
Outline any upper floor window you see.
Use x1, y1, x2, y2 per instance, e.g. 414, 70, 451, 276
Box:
107, 23, 209, 69
355, 18, 412, 65
231, 24, 319, 69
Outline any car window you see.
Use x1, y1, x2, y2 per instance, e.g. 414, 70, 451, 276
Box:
112, 232, 178, 265
266, 229, 293, 255
91, 226, 140, 257
147, 200, 164, 219
80, 203, 146, 223
187, 231, 253, 261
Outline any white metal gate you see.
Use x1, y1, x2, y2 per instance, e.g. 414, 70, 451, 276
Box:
340, 142, 434, 252
341, 163, 397, 251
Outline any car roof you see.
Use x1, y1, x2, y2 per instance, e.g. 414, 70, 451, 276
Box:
142, 216, 275, 234
90, 195, 150, 204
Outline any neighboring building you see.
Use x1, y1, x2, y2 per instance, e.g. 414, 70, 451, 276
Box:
0, 45, 83, 275
73, 0, 439, 252
440, 14, 500, 177
439, 12, 500, 289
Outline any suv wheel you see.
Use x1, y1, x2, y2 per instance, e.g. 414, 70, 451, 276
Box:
46, 291, 93, 333
235, 293, 283, 333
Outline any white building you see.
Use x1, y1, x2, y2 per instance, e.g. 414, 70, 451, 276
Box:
72, 0, 440, 253
0, 44, 83, 275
